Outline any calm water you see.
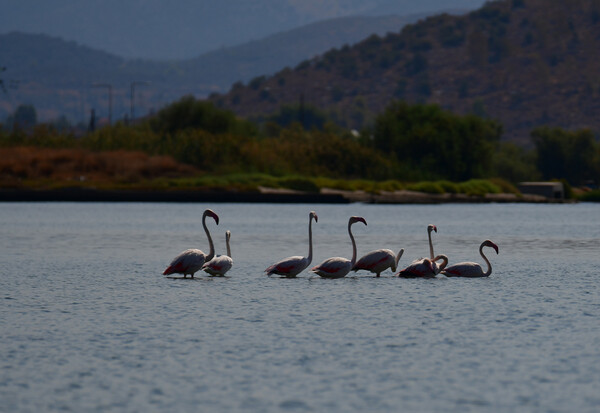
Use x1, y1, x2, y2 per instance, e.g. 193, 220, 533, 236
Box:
1, 202, 599, 412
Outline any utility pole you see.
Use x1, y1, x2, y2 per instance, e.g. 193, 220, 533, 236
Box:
130, 81, 149, 121
0, 67, 6, 95
92, 83, 112, 125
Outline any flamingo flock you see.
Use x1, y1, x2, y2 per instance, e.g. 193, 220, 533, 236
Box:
163, 209, 499, 279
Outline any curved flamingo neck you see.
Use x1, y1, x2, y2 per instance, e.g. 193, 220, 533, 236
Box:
226, 233, 231, 258
348, 221, 358, 265
203, 213, 215, 261
428, 228, 435, 259
307, 215, 314, 264
434, 254, 448, 272
480, 243, 492, 276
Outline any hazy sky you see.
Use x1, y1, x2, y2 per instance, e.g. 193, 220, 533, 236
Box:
0, 0, 487, 59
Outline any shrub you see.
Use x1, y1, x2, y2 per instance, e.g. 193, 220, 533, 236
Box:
437, 180, 459, 193
278, 177, 319, 193
407, 181, 445, 194
578, 190, 600, 202
457, 179, 501, 196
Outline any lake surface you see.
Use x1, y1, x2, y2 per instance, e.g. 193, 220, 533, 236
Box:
1, 202, 599, 412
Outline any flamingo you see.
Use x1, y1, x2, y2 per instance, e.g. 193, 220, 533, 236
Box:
352, 248, 404, 277
397, 254, 448, 278
163, 209, 219, 278
202, 230, 233, 276
397, 224, 447, 277
311, 216, 367, 279
442, 240, 499, 277
265, 211, 318, 277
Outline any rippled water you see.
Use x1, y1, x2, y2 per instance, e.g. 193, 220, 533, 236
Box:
1, 202, 599, 412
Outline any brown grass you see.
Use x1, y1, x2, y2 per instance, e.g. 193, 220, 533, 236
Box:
0, 147, 198, 188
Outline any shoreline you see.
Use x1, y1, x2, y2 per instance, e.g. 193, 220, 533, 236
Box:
0, 187, 571, 204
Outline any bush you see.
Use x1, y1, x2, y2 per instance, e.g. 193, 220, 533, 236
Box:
437, 180, 459, 193
488, 177, 520, 194
278, 177, 319, 193
407, 181, 445, 194
457, 179, 501, 196
578, 190, 600, 202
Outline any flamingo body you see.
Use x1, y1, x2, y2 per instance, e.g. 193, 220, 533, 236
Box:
203, 255, 233, 276
163, 209, 219, 278
442, 240, 498, 278
164, 249, 206, 276
203, 230, 233, 276
397, 258, 435, 278
398, 254, 447, 278
353, 248, 404, 277
265, 211, 318, 277
265, 256, 310, 277
312, 216, 367, 279
312, 257, 354, 279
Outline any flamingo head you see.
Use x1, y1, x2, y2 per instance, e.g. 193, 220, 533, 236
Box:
226, 230, 231, 241
427, 224, 437, 234
204, 209, 219, 225
310, 211, 318, 223
484, 240, 499, 254
350, 216, 367, 226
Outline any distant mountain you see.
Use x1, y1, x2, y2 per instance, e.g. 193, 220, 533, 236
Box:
0, 13, 435, 122
210, 0, 600, 143
0, 0, 486, 59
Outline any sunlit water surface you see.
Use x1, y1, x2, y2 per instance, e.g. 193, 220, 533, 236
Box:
1, 202, 599, 412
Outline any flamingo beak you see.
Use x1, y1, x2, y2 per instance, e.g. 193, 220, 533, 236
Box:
211, 212, 220, 225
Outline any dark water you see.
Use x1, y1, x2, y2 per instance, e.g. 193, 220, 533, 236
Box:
1, 202, 599, 412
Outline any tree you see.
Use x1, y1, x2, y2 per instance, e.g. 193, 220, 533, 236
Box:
371, 102, 502, 181
531, 127, 598, 186
148, 95, 256, 137
267, 103, 328, 131
8, 104, 38, 130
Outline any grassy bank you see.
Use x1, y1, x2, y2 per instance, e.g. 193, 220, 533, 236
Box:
0, 146, 522, 198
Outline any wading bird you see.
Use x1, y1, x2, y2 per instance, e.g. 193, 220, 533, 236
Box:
265, 211, 318, 277
397, 224, 448, 277
442, 240, 499, 278
353, 248, 404, 277
312, 216, 367, 279
202, 230, 233, 276
163, 209, 219, 278
397, 254, 448, 278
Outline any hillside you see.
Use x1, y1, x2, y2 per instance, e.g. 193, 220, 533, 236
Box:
210, 0, 600, 144
0, 14, 426, 123
0, 0, 485, 59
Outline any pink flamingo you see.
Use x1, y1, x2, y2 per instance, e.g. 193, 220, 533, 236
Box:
442, 240, 499, 277
265, 211, 318, 277
202, 230, 233, 276
397, 224, 447, 277
397, 254, 448, 278
163, 209, 219, 278
312, 216, 367, 279
353, 248, 404, 277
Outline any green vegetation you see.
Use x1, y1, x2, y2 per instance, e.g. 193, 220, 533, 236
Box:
578, 190, 600, 202
531, 127, 599, 186
369, 102, 502, 181
1, 96, 598, 200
